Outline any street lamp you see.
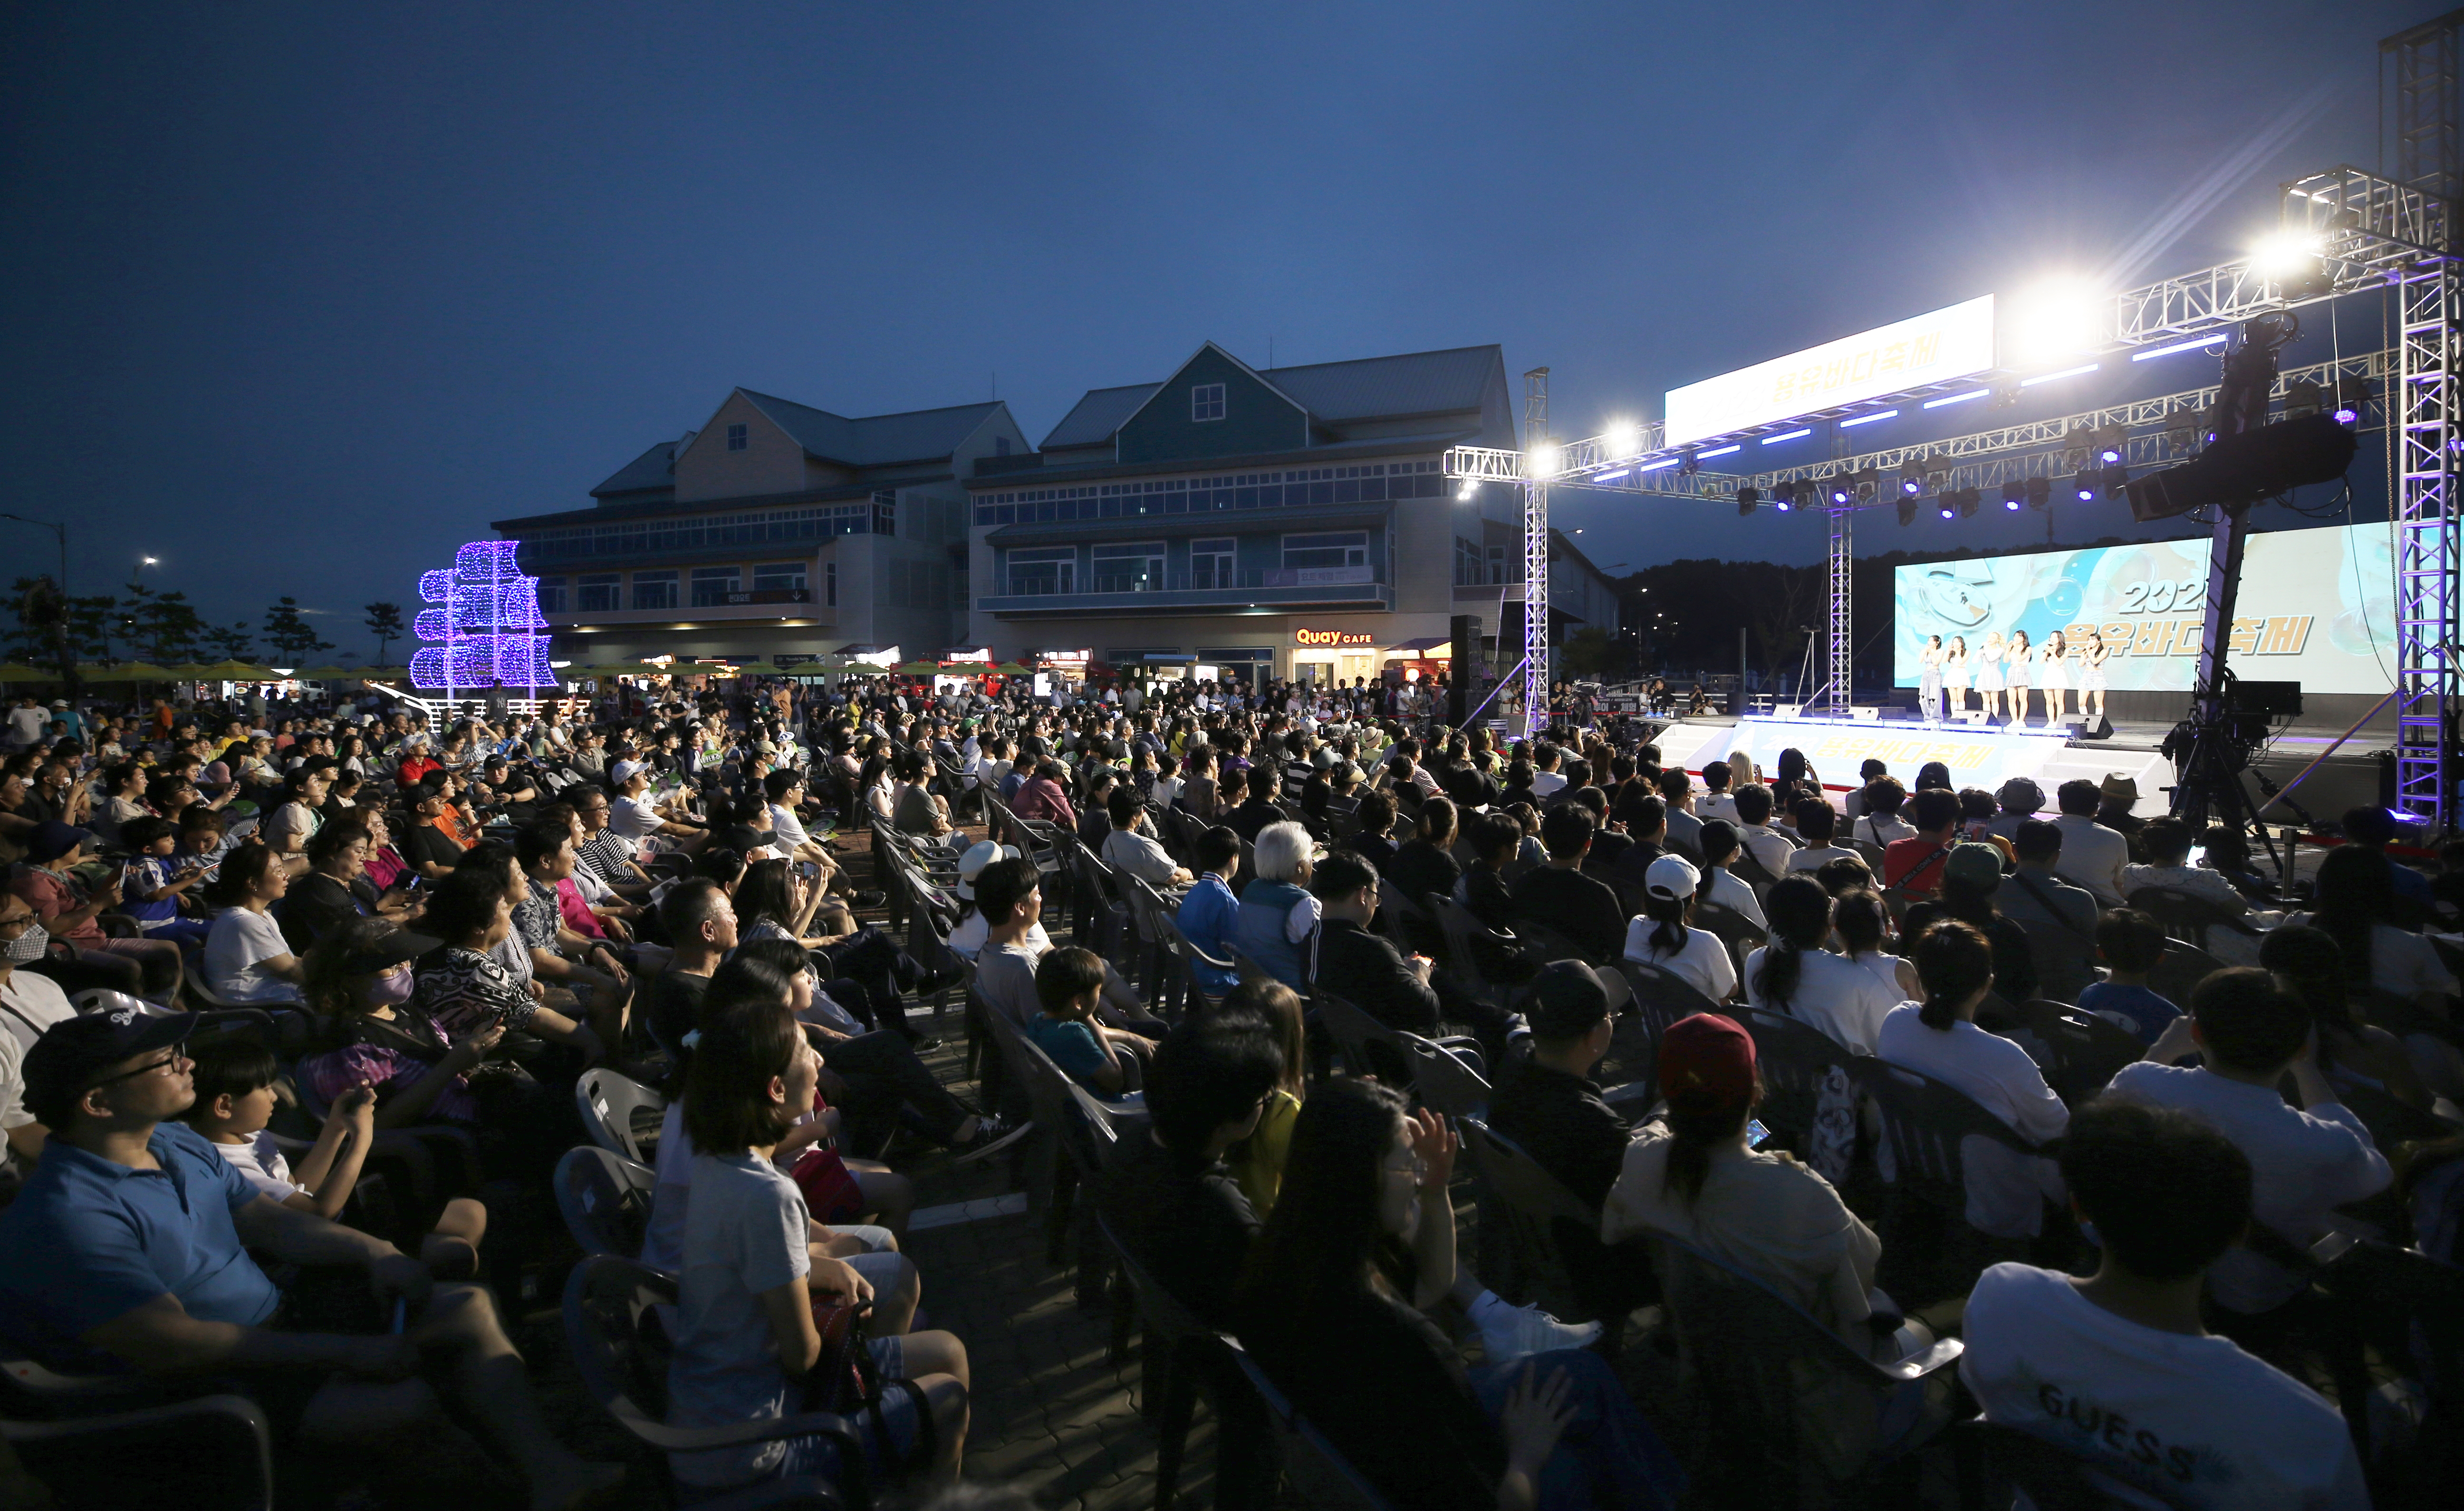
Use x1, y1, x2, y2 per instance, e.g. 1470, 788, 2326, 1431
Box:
0, 513, 67, 591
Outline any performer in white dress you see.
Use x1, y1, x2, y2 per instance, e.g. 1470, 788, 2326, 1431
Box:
2039, 630, 2070, 724
2005, 630, 2034, 725
1974, 631, 2006, 721
1919, 636, 1945, 724
2079, 630, 2110, 724
1944, 636, 1971, 719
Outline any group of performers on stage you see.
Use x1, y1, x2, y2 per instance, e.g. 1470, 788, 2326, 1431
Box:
1915, 629, 2111, 727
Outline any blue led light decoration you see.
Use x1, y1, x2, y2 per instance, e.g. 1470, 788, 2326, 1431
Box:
409, 539, 557, 696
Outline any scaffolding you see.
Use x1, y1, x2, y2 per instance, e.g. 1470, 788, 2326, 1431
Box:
1521, 367, 1551, 739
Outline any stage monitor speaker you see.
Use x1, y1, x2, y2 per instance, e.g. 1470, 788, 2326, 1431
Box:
2229, 680, 2302, 717
1449, 614, 1482, 726
2126, 413, 2357, 522
2079, 715, 2114, 740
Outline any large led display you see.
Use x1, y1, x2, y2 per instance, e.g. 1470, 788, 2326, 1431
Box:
1663, 295, 1997, 449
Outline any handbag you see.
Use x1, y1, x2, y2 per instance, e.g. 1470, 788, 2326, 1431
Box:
803, 1295, 936, 1474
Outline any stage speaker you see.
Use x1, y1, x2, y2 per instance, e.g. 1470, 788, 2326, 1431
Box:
2126, 413, 2357, 522
2079, 715, 2114, 740
2230, 680, 2302, 717
1449, 614, 1482, 726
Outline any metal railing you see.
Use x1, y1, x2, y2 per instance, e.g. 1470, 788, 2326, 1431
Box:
1001, 564, 1382, 597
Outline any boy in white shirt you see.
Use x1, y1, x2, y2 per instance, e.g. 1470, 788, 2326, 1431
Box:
1962, 1096, 2368, 1510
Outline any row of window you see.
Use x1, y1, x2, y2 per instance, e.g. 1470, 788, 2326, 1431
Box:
539, 562, 836, 612
972, 459, 1449, 526
1001, 531, 1373, 597
1453, 537, 1514, 585
524, 496, 897, 562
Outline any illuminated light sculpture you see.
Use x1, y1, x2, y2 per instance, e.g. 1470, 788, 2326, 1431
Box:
410, 539, 557, 697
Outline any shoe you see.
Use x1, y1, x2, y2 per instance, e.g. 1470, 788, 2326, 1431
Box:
949, 1115, 1033, 1164
912, 965, 964, 995
851, 889, 888, 909
1470, 1292, 1603, 1362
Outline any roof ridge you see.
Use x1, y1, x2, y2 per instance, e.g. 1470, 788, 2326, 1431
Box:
1259, 342, 1503, 375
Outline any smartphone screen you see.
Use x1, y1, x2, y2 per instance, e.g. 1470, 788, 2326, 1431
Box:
1746, 1118, 1771, 1149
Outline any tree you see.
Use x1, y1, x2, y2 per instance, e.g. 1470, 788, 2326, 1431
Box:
365, 601, 405, 666
202, 622, 256, 662
118, 580, 206, 665
1560, 625, 1616, 679
260, 596, 332, 664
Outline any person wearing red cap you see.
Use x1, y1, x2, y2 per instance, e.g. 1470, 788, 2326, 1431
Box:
1603, 1013, 1930, 1363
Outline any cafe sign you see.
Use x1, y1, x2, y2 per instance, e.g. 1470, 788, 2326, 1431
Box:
1294, 628, 1374, 649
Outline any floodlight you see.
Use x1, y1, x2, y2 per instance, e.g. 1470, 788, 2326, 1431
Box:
1897, 462, 1923, 497
1457, 479, 1477, 500
1772, 481, 1797, 510
1528, 441, 1561, 478
1602, 421, 1643, 460
2251, 229, 2325, 277
1736, 487, 1761, 517
1852, 468, 1880, 502
1956, 488, 1981, 518
2001, 481, 2026, 511
2024, 476, 2051, 509
2072, 469, 2098, 502
1825, 474, 1853, 507
2006, 277, 2105, 364
2100, 461, 2128, 494
2094, 425, 2127, 466
2282, 380, 2324, 420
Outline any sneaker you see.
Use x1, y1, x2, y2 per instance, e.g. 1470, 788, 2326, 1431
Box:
851, 889, 889, 909
1470, 1292, 1603, 1362
949, 1115, 1033, 1164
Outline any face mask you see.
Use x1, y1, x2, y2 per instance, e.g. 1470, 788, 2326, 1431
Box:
3, 922, 48, 963
367, 968, 415, 1006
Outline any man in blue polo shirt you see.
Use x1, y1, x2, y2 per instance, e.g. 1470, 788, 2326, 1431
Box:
0, 1010, 619, 1511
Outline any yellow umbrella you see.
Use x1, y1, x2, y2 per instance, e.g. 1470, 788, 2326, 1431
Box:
294, 666, 354, 679
88, 662, 174, 683
893, 660, 939, 674
941, 661, 995, 674
992, 661, 1030, 675
726, 662, 787, 677
0, 664, 53, 683
166, 664, 214, 679
201, 660, 278, 680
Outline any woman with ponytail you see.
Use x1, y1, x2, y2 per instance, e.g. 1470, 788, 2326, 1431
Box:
1743, 877, 1901, 1054
1622, 854, 1735, 1002
1876, 919, 2069, 1238
1604, 1013, 1927, 1361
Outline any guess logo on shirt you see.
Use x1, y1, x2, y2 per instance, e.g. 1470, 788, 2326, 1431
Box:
2034, 1383, 2199, 1483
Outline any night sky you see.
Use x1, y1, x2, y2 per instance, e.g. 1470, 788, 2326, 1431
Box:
0, 1, 2428, 658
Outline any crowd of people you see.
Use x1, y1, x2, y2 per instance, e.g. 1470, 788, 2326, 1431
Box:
0, 669, 2459, 1508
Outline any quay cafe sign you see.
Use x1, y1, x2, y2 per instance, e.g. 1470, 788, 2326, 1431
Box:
1293, 628, 1375, 649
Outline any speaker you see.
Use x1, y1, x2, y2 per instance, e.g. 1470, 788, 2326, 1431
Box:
2230, 680, 2302, 717
1449, 615, 1482, 726
2127, 413, 2358, 522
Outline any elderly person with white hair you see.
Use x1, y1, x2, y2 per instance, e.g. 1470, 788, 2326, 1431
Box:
1233, 821, 1319, 990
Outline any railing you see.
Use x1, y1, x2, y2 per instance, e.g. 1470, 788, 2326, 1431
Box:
1002, 564, 1382, 597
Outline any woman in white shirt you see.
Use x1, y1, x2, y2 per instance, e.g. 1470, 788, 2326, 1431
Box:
1918, 636, 1944, 725
200, 844, 308, 1003
1832, 888, 1921, 1004
1875, 918, 2068, 1239
1743, 879, 1901, 1055
1974, 631, 2006, 722
2004, 631, 2034, 726
1694, 821, 1768, 929
1624, 853, 1736, 1002
1943, 636, 1969, 720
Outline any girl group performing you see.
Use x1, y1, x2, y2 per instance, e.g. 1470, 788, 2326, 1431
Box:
1915, 629, 2110, 727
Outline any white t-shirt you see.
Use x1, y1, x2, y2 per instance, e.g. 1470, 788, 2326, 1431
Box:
609, 794, 666, 841
212, 1129, 308, 1202
1704, 868, 1767, 928
1742, 946, 1902, 1055
1785, 843, 1858, 875
769, 804, 810, 849
947, 913, 1050, 963
667, 1151, 811, 1488
1960, 1262, 2367, 1511
1528, 769, 1568, 799
2279, 915, 2457, 1002
1624, 921, 1736, 1002
1874, 1004, 2069, 1238
1697, 793, 1739, 825
202, 908, 303, 1003
2107, 1062, 2392, 1314
0, 1027, 30, 1135
0, 967, 76, 1053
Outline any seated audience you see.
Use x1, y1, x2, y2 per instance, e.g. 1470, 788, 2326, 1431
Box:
2075, 909, 2177, 1041
1233, 822, 1319, 991
1961, 1096, 2367, 1510
200, 843, 308, 1004
1173, 824, 1244, 994
1101, 784, 1191, 889
1881, 787, 1962, 896
2285, 843, 2464, 1099
1899, 843, 2038, 1004
1743, 877, 1898, 1054
1215, 978, 1309, 1216
1389, 795, 1466, 915
1729, 783, 1795, 880
2051, 778, 2131, 906
1624, 854, 1735, 1003
1509, 805, 1628, 964
1027, 945, 1150, 1101
1781, 798, 1854, 875
1691, 820, 1767, 928
1313, 849, 1517, 1062
2260, 925, 2435, 1112
1851, 776, 1914, 848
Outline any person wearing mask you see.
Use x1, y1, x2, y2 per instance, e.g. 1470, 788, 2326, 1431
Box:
1623, 855, 1736, 1003
1876, 919, 2069, 1240
1742, 878, 1900, 1055
2112, 968, 2393, 1323
1961, 1097, 2368, 1510
1604, 1013, 1928, 1363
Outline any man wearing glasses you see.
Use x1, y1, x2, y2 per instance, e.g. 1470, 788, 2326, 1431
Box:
0, 1010, 621, 1506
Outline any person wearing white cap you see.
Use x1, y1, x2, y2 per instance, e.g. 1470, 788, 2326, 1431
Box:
608, 759, 709, 855
1622, 853, 1735, 1003
947, 841, 1030, 960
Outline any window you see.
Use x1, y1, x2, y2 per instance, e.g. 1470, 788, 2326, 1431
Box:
752, 562, 807, 594
1191, 383, 1225, 422
1090, 540, 1166, 593
576, 574, 622, 612
825, 561, 837, 607
690, 566, 742, 607
1282, 531, 1369, 571
969, 459, 1450, 526
726, 423, 747, 452
994, 435, 1011, 457
873, 489, 896, 536
1006, 547, 1076, 597
631, 570, 678, 611
1190, 537, 1236, 590
536, 577, 568, 613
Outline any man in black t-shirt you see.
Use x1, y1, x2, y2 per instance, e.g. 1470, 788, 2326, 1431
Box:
1509, 805, 1627, 964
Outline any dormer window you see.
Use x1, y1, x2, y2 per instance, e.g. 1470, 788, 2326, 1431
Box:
1191, 383, 1225, 422
727, 423, 748, 451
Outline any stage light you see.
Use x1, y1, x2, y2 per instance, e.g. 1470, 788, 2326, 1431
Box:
1898, 463, 1923, 497
2282, 380, 2324, 420
1639, 454, 1682, 471
1677, 450, 1701, 477
2094, 426, 2127, 466
2020, 363, 2099, 388
2251, 229, 2325, 277
2333, 407, 2359, 425
1772, 480, 1798, 508
2332, 376, 2369, 425
2127, 412, 2359, 522
2130, 332, 2230, 362
1898, 497, 1921, 526
2001, 481, 2026, 511
1457, 479, 1477, 500
1852, 468, 1880, 502
1943, 501, 1961, 519
1699, 444, 1742, 459
1761, 427, 1812, 445
1602, 421, 1643, 459
2072, 469, 2098, 502
2008, 277, 2105, 364
1839, 409, 1897, 429
1528, 441, 1561, 478
1924, 388, 1989, 410
1956, 488, 1980, 518
1825, 474, 1854, 507
1736, 487, 1761, 517
2025, 476, 2051, 510
2100, 462, 2128, 494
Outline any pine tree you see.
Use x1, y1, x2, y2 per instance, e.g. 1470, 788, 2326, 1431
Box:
261, 597, 332, 663
364, 601, 405, 666
202, 622, 256, 662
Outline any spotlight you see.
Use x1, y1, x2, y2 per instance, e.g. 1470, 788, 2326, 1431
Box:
1898, 462, 1924, 497
2100, 461, 2128, 494
1852, 467, 1880, 502
1457, 479, 1477, 501
2008, 277, 2105, 364
1602, 421, 1643, 459
1773, 480, 1798, 509
2282, 380, 2323, 420
2072, 469, 2098, 502
1677, 450, 1700, 477
2001, 481, 2026, 511
1529, 440, 1562, 478
1942, 501, 1960, 520
1825, 474, 1854, 507
2334, 376, 2371, 425
1898, 497, 1921, 526
2094, 425, 2127, 466
2025, 476, 2051, 509
1736, 487, 1761, 517
2251, 229, 2326, 281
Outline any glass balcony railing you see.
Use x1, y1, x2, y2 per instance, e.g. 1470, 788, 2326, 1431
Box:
1002, 564, 1381, 597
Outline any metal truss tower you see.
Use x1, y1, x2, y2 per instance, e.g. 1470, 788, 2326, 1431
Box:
2389, 10, 2464, 826
1523, 367, 1551, 738
1826, 507, 1852, 716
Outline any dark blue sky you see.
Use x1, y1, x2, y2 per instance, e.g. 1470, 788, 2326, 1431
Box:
0, 0, 2428, 657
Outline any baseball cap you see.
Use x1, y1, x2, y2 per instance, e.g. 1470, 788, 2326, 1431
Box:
1943, 842, 2003, 892
339, 925, 438, 974
23, 1005, 201, 1118
610, 759, 648, 785
25, 821, 90, 863
1524, 960, 1609, 1039
1643, 853, 1701, 901
1658, 1012, 1756, 1118
956, 840, 1019, 899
